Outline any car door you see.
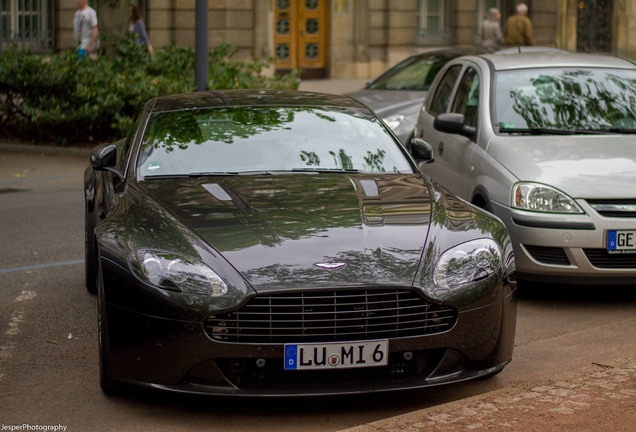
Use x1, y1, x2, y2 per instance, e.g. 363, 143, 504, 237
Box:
417, 62, 482, 200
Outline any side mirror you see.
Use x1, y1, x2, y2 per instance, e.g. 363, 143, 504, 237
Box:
434, 113, 476, 140
410, 137, 434, 164
90, 143, 124, 182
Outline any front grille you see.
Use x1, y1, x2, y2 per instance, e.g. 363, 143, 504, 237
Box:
204, 289, 457, 343
524, 245, 571, 266
587, 199, 636, 218
584, 249, 636, 268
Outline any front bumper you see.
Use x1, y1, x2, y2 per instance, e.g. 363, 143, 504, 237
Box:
104, 289, 516, 396
491, 200, 636, 284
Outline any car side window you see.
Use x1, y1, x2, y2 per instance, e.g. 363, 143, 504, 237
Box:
117, 115, 142, 172
451, 67, 480, 129
429, 65, 462, 116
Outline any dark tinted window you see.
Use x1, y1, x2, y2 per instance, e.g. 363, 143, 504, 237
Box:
429, 65, 462, 115
367, 53, 457, 91
118, 115, 142, 171
452, 67, 480, 129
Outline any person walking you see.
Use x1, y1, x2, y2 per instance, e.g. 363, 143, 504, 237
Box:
129, 5, 154, 55
504, 3, 535, 46
480, 8, 504, 48
73, 0, 99, 57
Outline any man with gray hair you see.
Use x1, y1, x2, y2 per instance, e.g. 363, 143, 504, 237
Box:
504, 3, 535, 46
480, 8, 504, 48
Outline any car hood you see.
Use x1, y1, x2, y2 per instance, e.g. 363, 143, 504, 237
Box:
347, 90, 426, 119
487, 134, 636, 198
143, 174, 433, 292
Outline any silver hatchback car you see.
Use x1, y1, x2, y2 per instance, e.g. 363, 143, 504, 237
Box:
411, 52, 636, 284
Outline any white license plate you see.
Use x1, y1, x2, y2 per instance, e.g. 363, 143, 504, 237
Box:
284, 339, 389, 370
607, 230, 636, 252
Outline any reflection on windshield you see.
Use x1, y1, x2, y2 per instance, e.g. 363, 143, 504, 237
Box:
137, 107, 413, 177
494, 68, 636, 131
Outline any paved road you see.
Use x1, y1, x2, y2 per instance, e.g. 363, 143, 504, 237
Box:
1, 147, 635, 432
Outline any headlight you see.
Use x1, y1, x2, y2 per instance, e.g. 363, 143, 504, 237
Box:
129, 249, 228, 297
512, 182, 583, 214
384, 114, 405, 130
433, 239, 502, 290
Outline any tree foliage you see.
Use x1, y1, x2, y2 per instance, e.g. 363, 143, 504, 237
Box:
0, 34, 298, 144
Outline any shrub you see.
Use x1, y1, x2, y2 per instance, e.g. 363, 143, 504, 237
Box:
0, 34, 298, 144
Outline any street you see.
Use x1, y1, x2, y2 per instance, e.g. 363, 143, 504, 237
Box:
1, 147, 635, 431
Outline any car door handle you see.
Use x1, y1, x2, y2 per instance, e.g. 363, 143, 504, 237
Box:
438, 141, 444, 156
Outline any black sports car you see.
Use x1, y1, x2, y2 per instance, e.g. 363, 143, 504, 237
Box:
84, 90, 517, 396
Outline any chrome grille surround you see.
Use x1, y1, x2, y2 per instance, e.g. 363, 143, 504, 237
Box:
204, 289, 457, 343
587, 199, 636, 218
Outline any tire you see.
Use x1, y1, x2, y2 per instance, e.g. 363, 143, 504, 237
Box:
97, 254, 118, 394
472, 195, 493, 213
85, 208, 98, 294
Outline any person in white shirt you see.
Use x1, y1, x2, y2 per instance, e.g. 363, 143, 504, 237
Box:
73, 0, 99, 57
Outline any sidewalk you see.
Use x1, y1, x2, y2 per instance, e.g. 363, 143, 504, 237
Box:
298, 78, 368, 95
343, 356, 635, 432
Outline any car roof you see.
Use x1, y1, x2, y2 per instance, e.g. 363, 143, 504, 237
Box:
409, 46, 490, 58
151, 89, 368, 113
474, 52, 636, 71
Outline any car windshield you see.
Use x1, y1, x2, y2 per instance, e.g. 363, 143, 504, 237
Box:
494, 67, 636, 133
366, 53, 455, 91
137, 106, 414, 178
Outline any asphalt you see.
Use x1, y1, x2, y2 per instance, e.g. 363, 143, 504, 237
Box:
2, 78, 635, 431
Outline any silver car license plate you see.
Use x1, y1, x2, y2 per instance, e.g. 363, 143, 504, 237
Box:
284, 339, 389, 370
607, 230, 636, 252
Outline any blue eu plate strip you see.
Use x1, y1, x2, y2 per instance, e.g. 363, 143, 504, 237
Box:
285, 345, 298, 370
608, 230, 617, 250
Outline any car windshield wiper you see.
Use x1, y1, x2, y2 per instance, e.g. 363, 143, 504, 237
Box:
499, 127, 577, 135
188, 171, 240, 177
500, 126, 636, 136
291, 168, 361, 173
145, 169, 362, 179
143, 173, 192, 179
189, 171, 279, 177
144, 171, 277, 180
595, 128, 636, 134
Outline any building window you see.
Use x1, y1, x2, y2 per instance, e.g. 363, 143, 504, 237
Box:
0, 0, 54, 52
417, 0, 452, 46
477, 0, 501, 23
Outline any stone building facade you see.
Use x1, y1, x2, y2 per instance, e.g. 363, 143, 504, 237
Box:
3, 1, 636, 79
